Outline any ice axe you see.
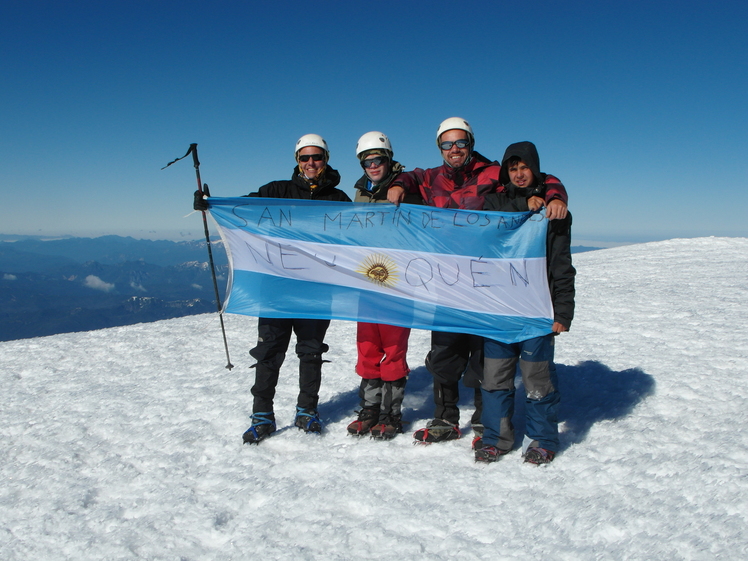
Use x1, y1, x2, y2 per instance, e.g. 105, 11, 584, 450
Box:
163, 144, 234, 370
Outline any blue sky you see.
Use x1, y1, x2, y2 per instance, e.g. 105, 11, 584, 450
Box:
2, 0, 746, 246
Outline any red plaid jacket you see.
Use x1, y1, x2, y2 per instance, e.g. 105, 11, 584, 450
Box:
392, 151, 566, 210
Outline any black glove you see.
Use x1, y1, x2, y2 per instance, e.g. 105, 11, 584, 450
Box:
193, 189, 209, 211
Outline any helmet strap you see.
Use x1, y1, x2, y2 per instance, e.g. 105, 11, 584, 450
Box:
299, 164, 326, 185
444, 150, 473, 170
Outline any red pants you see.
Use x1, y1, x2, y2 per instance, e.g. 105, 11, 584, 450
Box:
356, 322, 410, 381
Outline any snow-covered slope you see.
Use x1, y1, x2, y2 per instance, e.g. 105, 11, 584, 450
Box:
2, 237, 747, 560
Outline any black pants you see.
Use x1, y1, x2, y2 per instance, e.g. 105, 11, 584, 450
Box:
249, 317, 330, 413
425, 331, 483, 425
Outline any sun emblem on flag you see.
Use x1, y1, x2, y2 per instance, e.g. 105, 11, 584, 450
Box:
356, 253, 399, 288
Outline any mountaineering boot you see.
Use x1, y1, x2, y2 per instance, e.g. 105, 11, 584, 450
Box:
294, 407, 323, 434
348, 378, 384, 436
413, 418, 461, 443
470, 426, 485, 455
370, 413, 404, 440
242, 412, 276, 445
474, 443, 510, 463
347, 406, 380, 436
370, 378, 406, 440
524, 447, 556, 465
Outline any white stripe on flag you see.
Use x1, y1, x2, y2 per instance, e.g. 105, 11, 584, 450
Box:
220, 226, 552, 320
209, 198, 555, 342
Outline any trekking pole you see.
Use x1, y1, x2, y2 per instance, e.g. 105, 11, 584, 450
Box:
163, 144, 234, 370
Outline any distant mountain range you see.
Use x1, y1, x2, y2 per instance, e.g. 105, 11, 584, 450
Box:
0, 234, 599, 341
0, 235, 229, 341
571, 246, 603, 254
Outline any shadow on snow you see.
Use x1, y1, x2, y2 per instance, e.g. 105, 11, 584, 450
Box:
513, 360, 655, 452
320, 360, 656, 450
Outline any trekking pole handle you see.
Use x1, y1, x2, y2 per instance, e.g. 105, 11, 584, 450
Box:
190, 144, 205, 196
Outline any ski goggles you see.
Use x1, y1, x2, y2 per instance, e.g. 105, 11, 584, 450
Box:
298, 153, 325, 162
361, 156, 388, 169
439, 139, 470, 150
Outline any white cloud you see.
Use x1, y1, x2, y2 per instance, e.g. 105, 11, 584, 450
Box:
3, 274, 17, 280
84, 275, 115, 292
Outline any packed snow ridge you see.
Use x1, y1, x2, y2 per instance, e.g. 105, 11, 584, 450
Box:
1, 237, 747, 560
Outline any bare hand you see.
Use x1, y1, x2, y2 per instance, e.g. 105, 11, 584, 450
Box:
546, 199, 568, 220
527, 196, 544, 212
387, 186, 405, 206
552, 322, 568, 333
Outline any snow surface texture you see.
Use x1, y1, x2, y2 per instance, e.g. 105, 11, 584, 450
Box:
2, 237, 747, 560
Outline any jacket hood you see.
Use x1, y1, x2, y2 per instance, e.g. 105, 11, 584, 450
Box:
499, 141, 543, 186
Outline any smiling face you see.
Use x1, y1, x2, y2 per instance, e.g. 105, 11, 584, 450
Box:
507, 160, 535, 188
439, 129, 471, 169
362, 154, 391, 185
297, 146, 327, 180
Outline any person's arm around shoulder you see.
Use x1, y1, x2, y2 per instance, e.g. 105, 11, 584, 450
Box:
542, 175, 568, 220
387, 168, 427, 205
387, 184, 405, 205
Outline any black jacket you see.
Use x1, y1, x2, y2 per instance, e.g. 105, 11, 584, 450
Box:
250, 166, 351, 202
484, 186, 576, 330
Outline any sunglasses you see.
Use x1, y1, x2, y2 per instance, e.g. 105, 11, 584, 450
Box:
298, 153, 325, 162
439, 139, 470, 151
361, 156, 388, 169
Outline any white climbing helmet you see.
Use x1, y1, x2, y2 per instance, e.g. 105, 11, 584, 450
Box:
435, 117, 474, 146
355, 131, 393, 159
295, 134, 329, 160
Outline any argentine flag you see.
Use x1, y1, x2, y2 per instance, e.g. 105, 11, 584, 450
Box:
208, 198, 554, 344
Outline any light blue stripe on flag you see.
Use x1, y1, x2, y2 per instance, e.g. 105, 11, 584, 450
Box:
208, 198, 553, 343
